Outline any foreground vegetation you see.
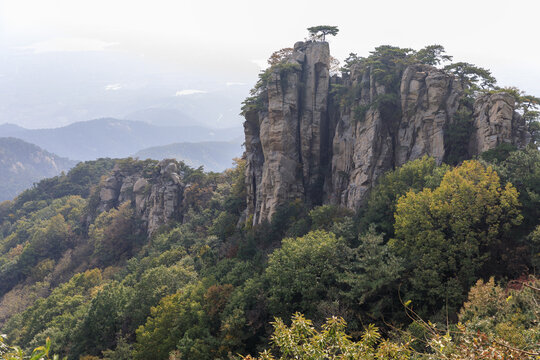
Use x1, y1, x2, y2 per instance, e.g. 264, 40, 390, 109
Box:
0, 146, 538, 359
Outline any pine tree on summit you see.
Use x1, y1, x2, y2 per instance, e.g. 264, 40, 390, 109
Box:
307, 25, 339, 41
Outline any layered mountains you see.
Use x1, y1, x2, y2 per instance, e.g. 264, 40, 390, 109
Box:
0, 118, 243, 200
134, 141, 241, 172
0, 118, 243, 161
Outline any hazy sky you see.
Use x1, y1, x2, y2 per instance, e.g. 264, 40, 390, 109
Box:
1, 0, 539, 128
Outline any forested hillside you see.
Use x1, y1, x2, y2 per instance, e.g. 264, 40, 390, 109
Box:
0, 38, 539, 360
0, 151, 538, 359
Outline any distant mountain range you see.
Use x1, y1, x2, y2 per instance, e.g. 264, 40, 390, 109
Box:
0, 137, 77, 201
134, 141, 243, 172
124, 108, 196, 127
0, 118, 243, 161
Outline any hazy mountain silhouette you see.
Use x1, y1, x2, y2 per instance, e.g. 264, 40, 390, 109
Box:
134, 141, 243, 172
125, 108, 198, 127
0, 118, 243, 161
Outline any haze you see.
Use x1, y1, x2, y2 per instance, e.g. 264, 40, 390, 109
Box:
1, 0, 539, 129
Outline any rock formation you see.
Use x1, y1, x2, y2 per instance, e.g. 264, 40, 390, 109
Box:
94, 159, 185, 235
245, 41, 331, 224
244, 41, 531, 224
326, 63, 465, 209
469, 92, 531, 155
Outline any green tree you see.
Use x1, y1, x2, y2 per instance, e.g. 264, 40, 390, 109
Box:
359, 156, 448, 237
242, 313, 411, 360
491, 147, 540, 237
3, 269, 103, 357
124, 263, 197, 333
307, 25, 339, 41
391, 160, 522, 316
340, 226, 403, 322
415, 44, 453, 66
444, 62, 497, 90
264, 231, 347, 319
89, 202, 138, 266
17, 213, 73, 275
102, 337, 132, 360
134, 282, 216, 360
309, 205, 354, 232
365, 45, 415, 88
71, 281, 133, 357
527, 225, 540, 272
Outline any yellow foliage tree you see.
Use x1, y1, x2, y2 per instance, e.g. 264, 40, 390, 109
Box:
391, 160, 522, 314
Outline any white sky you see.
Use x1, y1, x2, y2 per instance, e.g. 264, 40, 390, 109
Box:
1, 0, 539, 127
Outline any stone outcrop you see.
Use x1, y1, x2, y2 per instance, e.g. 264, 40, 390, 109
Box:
396, 64, 463, 166
95, 159, 185, 235
244, 41, 531, 224
469, 92, 530, 154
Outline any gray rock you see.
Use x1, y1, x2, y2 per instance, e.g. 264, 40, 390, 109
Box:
245, 41, 331, 224
469, 93, 530, 154
133, 178, 149, 194
243, 42, 531, 225
94, 160, 185, 235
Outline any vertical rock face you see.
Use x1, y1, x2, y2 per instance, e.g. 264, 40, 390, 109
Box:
469, 92, 530, 154
299, 42, 332, 203
329, 105, 395, 209
244, 42, 532, 224
95, 160, 185, 235
396, 65, 463, 166
327, 65, 393, 208
245, 41, 331, 224
326, 64, 463, 209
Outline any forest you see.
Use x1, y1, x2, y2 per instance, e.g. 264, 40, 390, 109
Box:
0, 41, 539, 359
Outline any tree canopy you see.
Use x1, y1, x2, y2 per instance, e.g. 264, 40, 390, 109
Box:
392, 160, 522, 315
307, 25, 339, 41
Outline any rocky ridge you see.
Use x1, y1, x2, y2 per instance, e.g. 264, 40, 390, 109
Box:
94, 159, 185, 235
244, 41, 531, 224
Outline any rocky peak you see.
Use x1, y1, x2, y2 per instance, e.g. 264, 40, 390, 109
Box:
244, 42, 531, 224
94, 159, 185, 235
245, 41, 331, 224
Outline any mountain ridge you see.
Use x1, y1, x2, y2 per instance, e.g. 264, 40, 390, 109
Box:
133, 140, 243, 172
0, 118, 243, 161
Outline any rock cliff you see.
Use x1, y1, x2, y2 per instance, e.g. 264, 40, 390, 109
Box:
245, 41, 331, 224
469, 92, 531, 154
94, 159, 185, 235
244, 41, 531, 224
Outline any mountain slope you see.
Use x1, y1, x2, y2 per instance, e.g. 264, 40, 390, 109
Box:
0, 137, 77, 201
134, 141, 243, 172
0, 118, 243, 161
